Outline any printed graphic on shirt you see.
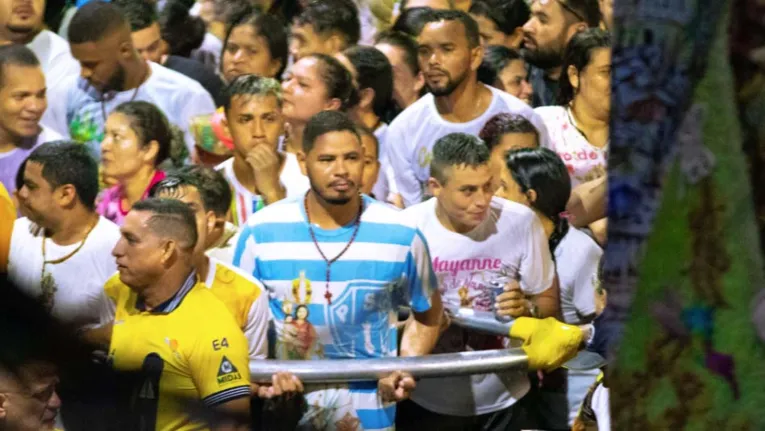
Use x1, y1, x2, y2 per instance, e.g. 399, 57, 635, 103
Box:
216, 356, 242, 384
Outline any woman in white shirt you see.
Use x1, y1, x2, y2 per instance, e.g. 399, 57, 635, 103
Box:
496, 147, 603, 427
535, 29, 611, 245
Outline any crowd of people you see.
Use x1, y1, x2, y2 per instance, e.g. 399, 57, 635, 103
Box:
0, 0, 614, 429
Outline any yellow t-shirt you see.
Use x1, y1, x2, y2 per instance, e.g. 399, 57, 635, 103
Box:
105, 272, 251, 431
0, 183, 15, 273
202, 258, 269, 360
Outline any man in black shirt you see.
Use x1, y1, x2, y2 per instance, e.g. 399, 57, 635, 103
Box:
520, 0, 600, 107
114, 0, 225, 107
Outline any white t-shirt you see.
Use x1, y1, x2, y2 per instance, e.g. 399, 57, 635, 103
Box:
8, 216, 120, 326
216, 153, 310, 225
44, 61, 216, 158
387, 85, 549, 207
27, 31, 81, 130
403, 197, 555, 416
556, 227, 601, 324
192, 32, 223, 72
0, 126, 62, 195
370, 123, 399, 202
535, 106, 608, 188
592, 383, 610, 431
205, 222, 241, 266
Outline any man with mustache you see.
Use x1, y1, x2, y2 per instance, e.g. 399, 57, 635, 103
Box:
521, 0, 600, 107
43, 1, 216, 160
386, 9, 547, 208
233, 111, 444, 430
0, 44, 61, 196
0, 0, 80, 130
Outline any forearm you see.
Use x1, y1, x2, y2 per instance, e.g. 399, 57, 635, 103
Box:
530, 283, 561, 319
400, 292, 443, 357
567, 177, 606, 228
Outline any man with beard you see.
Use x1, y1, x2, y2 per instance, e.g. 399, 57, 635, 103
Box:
44, 1, 216, 159
233, 111, 444, 430
0, 0, 80, 130
521, 0, 600, 107
386, 9, 547, 207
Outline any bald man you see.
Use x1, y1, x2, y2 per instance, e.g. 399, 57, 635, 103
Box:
43, 1, 215, 159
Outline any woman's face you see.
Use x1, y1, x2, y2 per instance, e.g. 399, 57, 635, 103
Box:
572, 48, 611, 120
489, 133, 538, 183
100, 113, 155, 181
222, 24, 281, 82
495, 163, 530, 206
498, 59, 533, 105
281, 57, 334, 124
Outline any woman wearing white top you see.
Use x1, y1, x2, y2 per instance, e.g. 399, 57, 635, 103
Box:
496, 147, 602, 428
535, 28, 611, 245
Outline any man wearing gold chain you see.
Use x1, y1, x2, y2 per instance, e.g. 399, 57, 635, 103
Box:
8, 141, 120, 327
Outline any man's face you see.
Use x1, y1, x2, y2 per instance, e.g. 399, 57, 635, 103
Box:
290, 23, 333, 62
0, 0, 45, 43
131, 22, 166, 64
71, 37, 126, 93
375, 42, 423, 109
360, 133, 380, 195
300, 130, 364, 205
0, 64, 46, 141
16, 161, 57, 227
522, 0, 579, 70
112, 210, 168, 289
226, 94, 283, 159
497, 59, 533, 105
471, 14, 507, 47
417, 20, 478, 97
0, 363, 61, 431
155, 185, 211, 255
431, 163, 494, 231
573, 47, 611, 120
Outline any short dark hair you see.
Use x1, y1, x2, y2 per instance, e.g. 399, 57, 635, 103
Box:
418, 9, 480, 48
307, 54, 359, 112
68, 1, 128, 44
391, 7, 438, 37
505, 148, 571, 251
223, 75, 283, 113
149, 166, 232, 217
477, 45, 523, 88
562, 0, 601, 28
374, 30, 420, 75
112, 0, 157, 32
479, 113, 539, 151
469, 0, 529, 35
113, 101, 174, 167
295, 0, 361, 47
26, 141, 99, 211
558, 28, 611, 105
131, 198, 198, 251
430, 133, 490, 184
223, 9, 289, 79
303, 111, 360, 154
159, 0, 206, 57
0, 45, 40, 88
343, 46, 394, 118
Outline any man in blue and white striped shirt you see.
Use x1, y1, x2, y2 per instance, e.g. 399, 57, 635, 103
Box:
234, 111, 444, 430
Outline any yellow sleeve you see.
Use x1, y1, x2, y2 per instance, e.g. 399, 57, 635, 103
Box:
188, 311, 251, 407
0, 183, 15, 273
103, 274, 122, 305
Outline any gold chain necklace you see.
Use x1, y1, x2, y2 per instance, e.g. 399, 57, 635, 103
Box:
39, 219, 99, 311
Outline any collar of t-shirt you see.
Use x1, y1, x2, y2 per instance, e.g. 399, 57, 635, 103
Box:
135, 271, 197, 313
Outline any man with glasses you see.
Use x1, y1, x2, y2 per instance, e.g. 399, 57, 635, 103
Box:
521, 0, 601, 107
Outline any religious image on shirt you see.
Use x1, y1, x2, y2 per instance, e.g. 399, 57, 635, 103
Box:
69, 108, 104, 145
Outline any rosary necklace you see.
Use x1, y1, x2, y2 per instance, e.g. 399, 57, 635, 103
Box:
303, 193, 363, 305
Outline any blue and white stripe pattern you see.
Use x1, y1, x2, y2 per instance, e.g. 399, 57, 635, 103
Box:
202, 385, 251, 407
233, 194, 436, 430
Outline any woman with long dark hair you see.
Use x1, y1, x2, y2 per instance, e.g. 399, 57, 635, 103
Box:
497, 147, 602, 428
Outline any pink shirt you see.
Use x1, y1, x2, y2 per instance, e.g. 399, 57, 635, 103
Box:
96, 171, 166, 225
